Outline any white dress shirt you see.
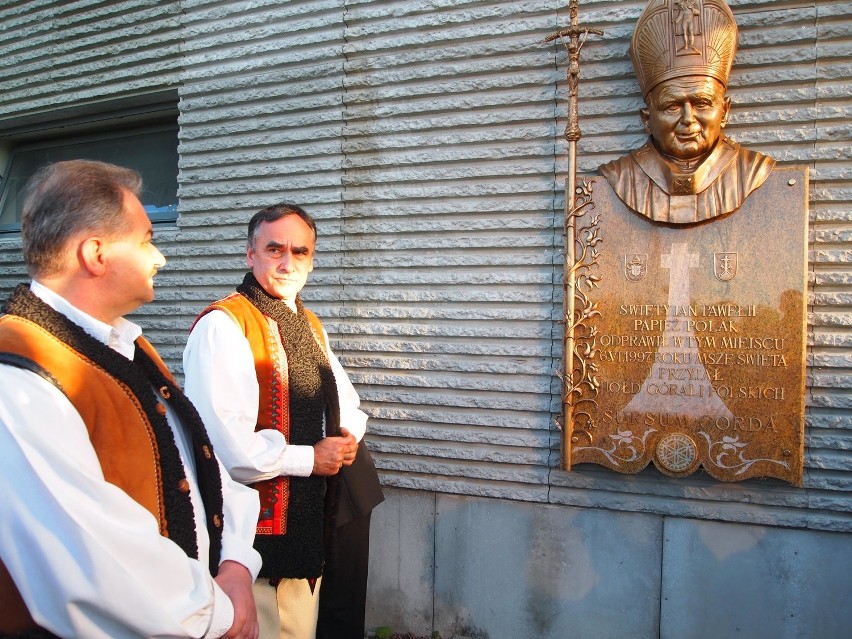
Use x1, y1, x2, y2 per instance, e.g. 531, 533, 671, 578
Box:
0, 281, 261, 639
183, 308, 368, 484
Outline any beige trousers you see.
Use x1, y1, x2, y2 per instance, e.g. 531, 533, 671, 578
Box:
253, 576, 323, 639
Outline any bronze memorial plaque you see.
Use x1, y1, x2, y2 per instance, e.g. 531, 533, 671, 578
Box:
552, 0, 809, 484
565, 169, 807, 484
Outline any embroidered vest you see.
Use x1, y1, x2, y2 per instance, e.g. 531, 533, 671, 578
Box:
0, 286, 223, 634
195, 293, 333, 578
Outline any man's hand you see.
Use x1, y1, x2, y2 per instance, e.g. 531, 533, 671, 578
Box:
312, 427, 358, 475
215, 560, 258, 639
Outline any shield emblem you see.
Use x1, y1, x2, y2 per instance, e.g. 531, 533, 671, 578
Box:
714, 252, 737, 281
625, 253, 647, 282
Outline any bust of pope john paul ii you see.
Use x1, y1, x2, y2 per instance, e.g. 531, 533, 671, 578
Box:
599, 0, 776, 224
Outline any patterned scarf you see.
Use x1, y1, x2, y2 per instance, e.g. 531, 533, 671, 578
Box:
237, 272, 341, 578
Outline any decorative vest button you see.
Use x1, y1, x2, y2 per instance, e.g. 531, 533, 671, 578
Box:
213, 514, 222, 528
202, 445, 212, 459
155, 403, 167, 416
177, 479, 190, 493
159, 386, 171, 399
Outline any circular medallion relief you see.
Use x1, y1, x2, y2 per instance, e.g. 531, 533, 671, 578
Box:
655, 433, 699, 475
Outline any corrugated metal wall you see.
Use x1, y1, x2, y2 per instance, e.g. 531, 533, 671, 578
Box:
0, 0, 850, 531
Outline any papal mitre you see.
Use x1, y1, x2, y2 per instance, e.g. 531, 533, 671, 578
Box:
629, 0, 739, 97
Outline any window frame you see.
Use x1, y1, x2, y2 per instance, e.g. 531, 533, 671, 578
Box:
0, 93, 179, 235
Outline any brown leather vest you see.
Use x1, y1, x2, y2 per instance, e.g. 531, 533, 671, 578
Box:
0, 315, 175, 632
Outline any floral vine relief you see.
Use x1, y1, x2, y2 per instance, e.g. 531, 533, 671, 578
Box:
564, 179, 602, 439
698, 432, 790, 475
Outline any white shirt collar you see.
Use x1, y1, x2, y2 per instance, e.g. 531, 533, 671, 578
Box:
30, 280, 143, 360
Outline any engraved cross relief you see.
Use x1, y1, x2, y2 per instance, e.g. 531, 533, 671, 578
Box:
623, 242, 733, 418
714, 252, 737, 281
672, 175, 696, 195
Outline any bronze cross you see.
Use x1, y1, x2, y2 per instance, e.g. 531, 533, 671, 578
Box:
546, 0, 604, 142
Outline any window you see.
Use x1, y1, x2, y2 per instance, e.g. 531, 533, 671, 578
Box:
0, 96, 179, 233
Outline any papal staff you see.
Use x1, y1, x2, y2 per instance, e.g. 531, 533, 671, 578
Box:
546, 0, 602, 470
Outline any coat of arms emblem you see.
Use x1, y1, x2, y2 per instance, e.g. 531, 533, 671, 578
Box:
625, 253, 647, 282
714, 252, 737, 281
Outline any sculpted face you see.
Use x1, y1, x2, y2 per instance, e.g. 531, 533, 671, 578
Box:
247, 213, 315, 307
640, 76, 731, 161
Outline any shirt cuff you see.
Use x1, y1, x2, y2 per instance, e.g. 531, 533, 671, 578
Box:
282, 444, 315, 477
205, 580, 235, 638
219, 547, 263, 583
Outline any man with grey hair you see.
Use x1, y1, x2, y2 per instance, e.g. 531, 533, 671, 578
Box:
184, 202, 383, 639
0, 159, 262, 639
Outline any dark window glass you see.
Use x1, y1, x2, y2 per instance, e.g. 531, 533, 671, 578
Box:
0, 123, 178, 232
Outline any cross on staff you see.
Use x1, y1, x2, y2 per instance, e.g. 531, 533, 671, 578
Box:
545, 0, 603, 221
546, 0, 604, 141
546, 1, 603, 470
